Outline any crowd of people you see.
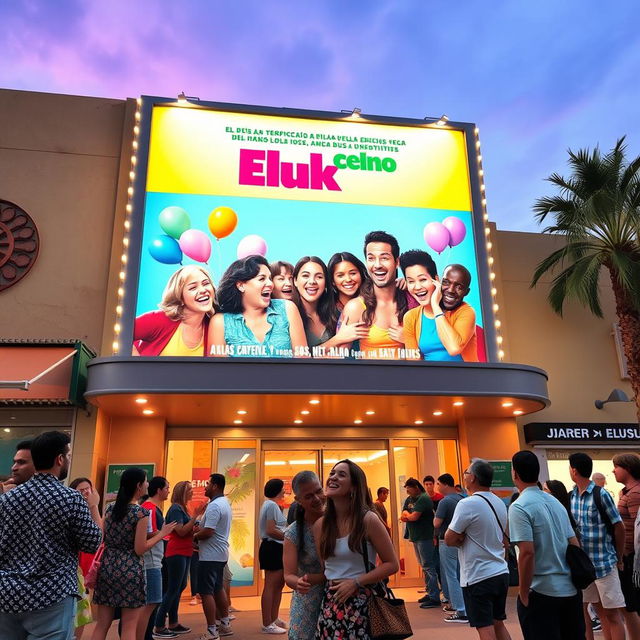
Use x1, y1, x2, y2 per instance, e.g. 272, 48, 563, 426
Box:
133, 230, 482, 362
1, 431, 639, 640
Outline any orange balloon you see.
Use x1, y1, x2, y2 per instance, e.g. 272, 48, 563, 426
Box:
208, 206, 238, 239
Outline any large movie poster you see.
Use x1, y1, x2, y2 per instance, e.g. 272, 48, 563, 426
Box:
132, 104, 487, 362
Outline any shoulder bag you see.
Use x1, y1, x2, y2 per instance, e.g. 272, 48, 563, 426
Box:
475, 493, 519, 586
565, 543, 596, 589
361, 541, 413, 639
84, 544, 104, 591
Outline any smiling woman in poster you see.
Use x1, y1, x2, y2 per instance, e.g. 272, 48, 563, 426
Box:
399, 250, 478, 361
209, 255, 308, 358
133, 265, 216, 356
292, 256, 368, 357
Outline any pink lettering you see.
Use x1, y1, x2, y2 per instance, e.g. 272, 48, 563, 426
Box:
310, 153, 341, 191
237, 149, 341, 191
238, 149, 265, 186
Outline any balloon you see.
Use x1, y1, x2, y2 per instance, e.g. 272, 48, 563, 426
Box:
149, 234, 182, 264
442, 216, 467, 248
208, 206, 238, 239
423, 222, 451, 254
179, 229, 212, 263
159, 206, 191, 239
237, 234, 268, 259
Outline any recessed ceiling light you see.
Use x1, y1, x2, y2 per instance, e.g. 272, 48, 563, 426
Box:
513, 410, 524, 416
142, 409, 154, 415
414, 419, 424, 425
354, 419, 363, 424
309, 399, 320, 405
237, 410, 247, 415
365, 410, 375, 415
453, 401, 464, 407
300, 410, 310, 415
233, 419, 243, 424
3, 428, 10, 433
433, 410, 443, 416
294, 419, 303, 424
502, 401, 514, 408
135, 398, 148, 404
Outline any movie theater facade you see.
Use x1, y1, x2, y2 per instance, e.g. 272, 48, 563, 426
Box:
1, 89, 635, 593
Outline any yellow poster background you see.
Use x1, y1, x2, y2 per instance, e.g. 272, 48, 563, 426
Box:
146, 106, 472, 211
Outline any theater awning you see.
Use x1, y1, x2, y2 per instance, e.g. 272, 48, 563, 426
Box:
0, 341, 95, 407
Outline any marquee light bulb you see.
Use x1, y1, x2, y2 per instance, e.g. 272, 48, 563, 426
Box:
495, 320, 501, 328
132, 140, 138, 150
497, 336, 503, 344
127, 186, 134, 196
119, 271, 125, 280
129, 170, 135, 180
118, 287, 124, 296
493, 303, 499, 312
124, 220, 131, 230
116, 305, 123, 315
498, 349, 505, 359
133, 125, 140, 135
114, 323, 121, 334
488, 256, 494, 265
112, 341, 119, 351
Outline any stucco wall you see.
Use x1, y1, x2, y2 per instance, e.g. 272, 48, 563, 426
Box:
0, 88, 126, 352
495, 229, 636, 426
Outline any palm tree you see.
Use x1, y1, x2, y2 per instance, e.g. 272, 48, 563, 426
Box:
531, 138, 640, 420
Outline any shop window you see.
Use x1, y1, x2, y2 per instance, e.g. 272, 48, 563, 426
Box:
217, 440, 257, 587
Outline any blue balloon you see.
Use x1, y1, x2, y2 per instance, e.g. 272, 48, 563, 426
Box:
148, 234, 182, 264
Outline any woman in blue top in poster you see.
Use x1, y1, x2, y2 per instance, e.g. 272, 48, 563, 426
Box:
208, 255, 309, 358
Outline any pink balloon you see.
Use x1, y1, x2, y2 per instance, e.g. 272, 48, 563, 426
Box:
237, 234, 268, 259
179, 229, 212, 263
423, 222, 450, 254
442, 216, 467, 248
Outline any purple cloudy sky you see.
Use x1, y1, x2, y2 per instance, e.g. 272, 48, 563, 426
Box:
2, 1, 639, 231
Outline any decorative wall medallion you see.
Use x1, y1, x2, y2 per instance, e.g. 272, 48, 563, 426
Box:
0, 199, 40, 292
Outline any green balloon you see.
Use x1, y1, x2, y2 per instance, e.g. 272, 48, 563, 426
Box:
159, 206, 191, 239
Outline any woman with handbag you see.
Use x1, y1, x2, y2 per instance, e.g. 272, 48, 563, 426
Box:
313, 459, 400, 639
91, 468, 176, 640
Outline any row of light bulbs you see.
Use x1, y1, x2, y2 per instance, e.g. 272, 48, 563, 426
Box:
112, 102, 504, 363
474, 126, 505, 361
112, 98, 143, 354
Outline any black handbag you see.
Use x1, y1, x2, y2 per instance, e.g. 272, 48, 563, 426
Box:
476, 494, 519, 586
566, 544, 596, 589
361, 542, 413, 639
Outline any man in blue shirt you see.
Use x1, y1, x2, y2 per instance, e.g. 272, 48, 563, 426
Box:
509, 450, 584, 639
569, 453, 626, 640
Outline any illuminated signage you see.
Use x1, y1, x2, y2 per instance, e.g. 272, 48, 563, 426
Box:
126, 101, 493, 363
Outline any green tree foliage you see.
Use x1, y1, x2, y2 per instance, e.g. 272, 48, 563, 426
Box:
531, 138, 640, 419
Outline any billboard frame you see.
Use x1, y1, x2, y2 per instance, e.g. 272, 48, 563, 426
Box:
119, 96, 498, 362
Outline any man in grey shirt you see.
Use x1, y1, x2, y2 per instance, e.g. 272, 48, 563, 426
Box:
194, 473, 233, 639
434, 473, 466, 623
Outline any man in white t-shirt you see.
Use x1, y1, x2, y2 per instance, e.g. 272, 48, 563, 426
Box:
445, 459, 511, 640
194, 473, 233, 639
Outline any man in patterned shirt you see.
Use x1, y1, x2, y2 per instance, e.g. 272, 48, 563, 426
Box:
0, 430, 102, 640
569, 452, 626, 640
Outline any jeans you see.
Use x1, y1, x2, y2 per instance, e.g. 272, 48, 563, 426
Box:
155, 554, 190, 627
517, 590, 585, 640
439, 540, 466, 614
0, 595, 76, 640
190, 551, 199, 596
413, 539, 439, 601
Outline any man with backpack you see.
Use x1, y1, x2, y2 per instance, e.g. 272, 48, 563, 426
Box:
569, 453, 626, 640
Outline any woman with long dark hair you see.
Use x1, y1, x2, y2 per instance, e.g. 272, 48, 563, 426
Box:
283, 471, 326, 639
259, 478, 289, 634
153, 481, 205, 638
313, 460, 399, 638
544, 479, 579, 536
327, 252, 368, 312
209, 255, 308, 358
293, 256, 367, 355
91, 468, 176, 640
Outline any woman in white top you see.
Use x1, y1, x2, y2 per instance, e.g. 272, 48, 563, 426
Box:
258, 478, 288, 634
313, 460, 399, 638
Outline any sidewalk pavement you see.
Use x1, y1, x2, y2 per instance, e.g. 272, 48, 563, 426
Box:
100, 588, 524, 639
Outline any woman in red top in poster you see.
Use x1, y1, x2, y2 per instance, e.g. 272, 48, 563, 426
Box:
133, 265, 216, 357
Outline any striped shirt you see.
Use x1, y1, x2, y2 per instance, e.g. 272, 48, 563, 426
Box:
570, 481, 621, 578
